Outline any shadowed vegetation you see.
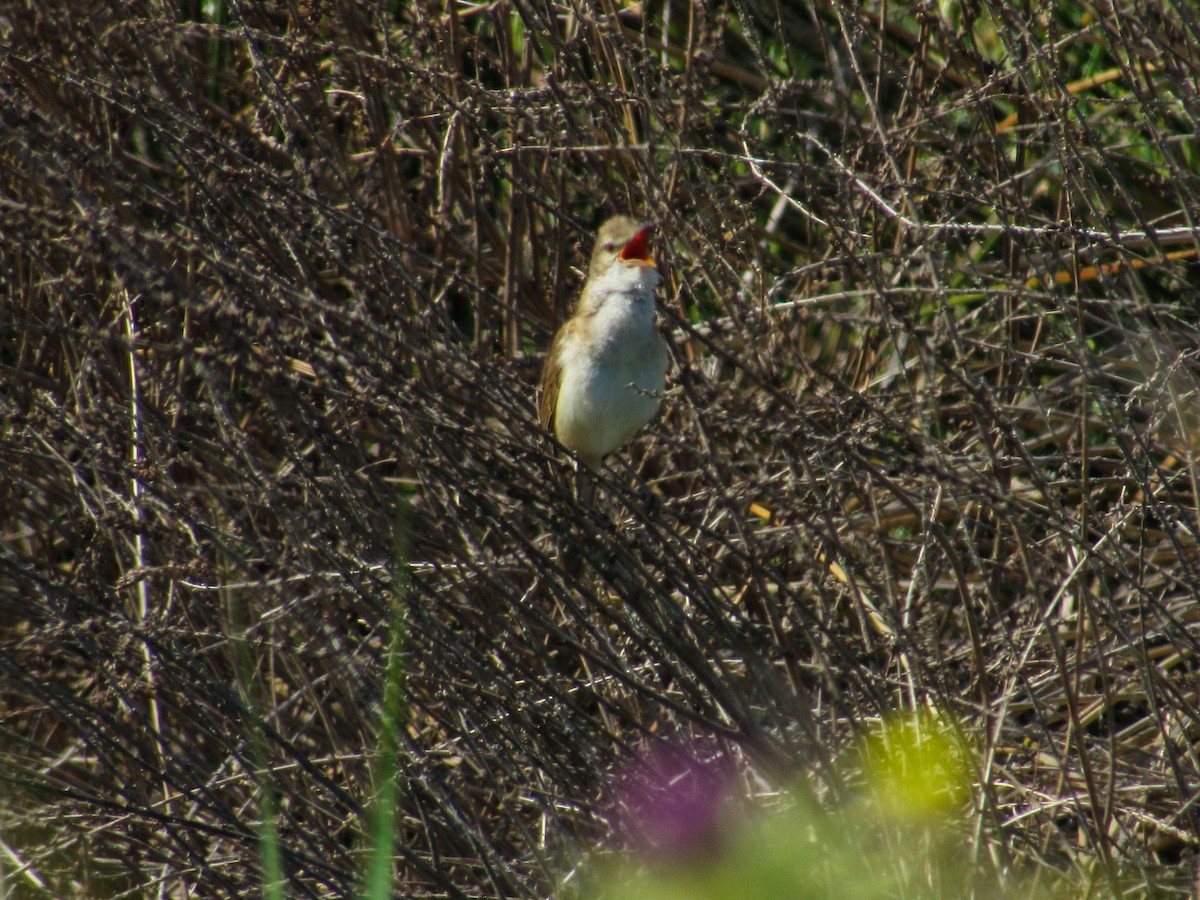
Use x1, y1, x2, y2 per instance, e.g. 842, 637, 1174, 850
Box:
2, 0, 1199, 896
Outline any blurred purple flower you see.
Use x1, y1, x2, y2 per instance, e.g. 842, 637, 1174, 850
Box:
609, 740, 740, 863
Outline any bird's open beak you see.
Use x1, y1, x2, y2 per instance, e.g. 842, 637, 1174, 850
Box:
619, 227, 655, 267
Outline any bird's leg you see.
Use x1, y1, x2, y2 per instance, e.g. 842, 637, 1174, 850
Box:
574, 459, 595, 508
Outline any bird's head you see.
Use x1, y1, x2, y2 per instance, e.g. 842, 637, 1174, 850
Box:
589, 215, 656, 273
586, 215, 659, 297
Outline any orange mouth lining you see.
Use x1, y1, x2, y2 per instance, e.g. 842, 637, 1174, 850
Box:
619, 227, 652, 264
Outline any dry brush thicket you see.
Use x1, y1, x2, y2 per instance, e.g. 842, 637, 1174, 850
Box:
2, 0, 1199, 896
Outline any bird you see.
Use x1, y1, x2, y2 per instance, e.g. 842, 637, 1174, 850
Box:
538, 215, 668, 505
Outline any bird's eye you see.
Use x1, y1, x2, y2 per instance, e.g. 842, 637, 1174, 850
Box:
603, 242, 617, 252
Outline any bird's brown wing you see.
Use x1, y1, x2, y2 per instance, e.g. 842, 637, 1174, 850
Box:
537, 325, 567, 432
